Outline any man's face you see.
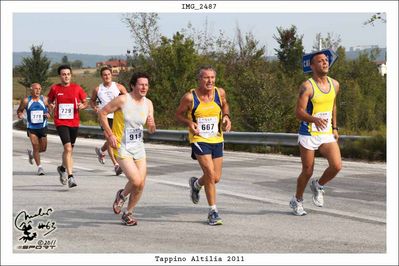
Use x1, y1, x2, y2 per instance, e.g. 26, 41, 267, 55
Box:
60, 69, 72, 85
311, 54, 329, 74
101, 70, 112, 84
132, 77, 149, 97
31, 84, 42, 97
199, 69, 216, 91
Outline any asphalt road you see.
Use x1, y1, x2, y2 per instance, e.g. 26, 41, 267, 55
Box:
10, 128, 388, 263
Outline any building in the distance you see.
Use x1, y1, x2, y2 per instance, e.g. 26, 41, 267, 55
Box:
375, 60, 387, 77
95, 59, 129, 76
348, 45, 379, 52
347, 45, 386, 76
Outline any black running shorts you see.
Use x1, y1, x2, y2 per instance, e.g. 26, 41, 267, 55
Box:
27, 127, 48, 139
56, 126, 79, 146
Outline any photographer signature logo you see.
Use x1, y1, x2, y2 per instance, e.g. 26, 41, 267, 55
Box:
14, 207, 57, 250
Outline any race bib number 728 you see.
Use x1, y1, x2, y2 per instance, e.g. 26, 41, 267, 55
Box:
58, 104, 74, 119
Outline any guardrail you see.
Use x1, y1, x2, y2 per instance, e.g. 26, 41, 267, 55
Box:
35, 122, 368, 147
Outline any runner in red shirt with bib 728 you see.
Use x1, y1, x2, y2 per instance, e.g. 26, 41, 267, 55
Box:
48, 65, 88, 188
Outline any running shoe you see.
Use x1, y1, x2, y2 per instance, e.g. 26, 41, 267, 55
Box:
27, 149, 34, 165
37, 166, 45, 176
57, 166, 67, 185
113, 189, 127, 214
114, 164, 123, 176
189, 176, 200, 204
121, 211, 137, 226
68, 176, 77, 188
208, 210, 223, 226
310, 179, 325, 207
95, 147, 105, 164
289, 196, 307, 216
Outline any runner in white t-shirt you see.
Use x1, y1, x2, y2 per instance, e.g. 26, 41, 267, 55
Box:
90, 66, 128, 175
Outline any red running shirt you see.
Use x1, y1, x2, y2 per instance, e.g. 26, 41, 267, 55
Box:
48, 83, 87, 127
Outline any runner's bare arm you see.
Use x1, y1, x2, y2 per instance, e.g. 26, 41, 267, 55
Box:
146, 99, 156, 134
16, 97, 28, 119
78, 97, 89, 110
332, 80, 340, 139
43, 96, 51, 118
219, 88, 231, 132
90, 87, 99, 112
176, 92, 199, 135
117, 83, 128, 95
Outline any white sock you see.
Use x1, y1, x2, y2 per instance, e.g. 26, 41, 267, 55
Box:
316, 180, 324, 189
194, 180, 202, 190
37, 165, 42, 168
209, 205, 217, 213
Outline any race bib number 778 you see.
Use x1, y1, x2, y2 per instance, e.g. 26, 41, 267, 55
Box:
30, 110, 44, 123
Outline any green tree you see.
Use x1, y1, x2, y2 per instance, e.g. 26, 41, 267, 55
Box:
71, 59, 83, 69
180, 19, 233, 56
17, 44, 51, 91
363, 13, 386, 26
127, 32, 200, 128
122, 13, 161, 55
312, 32, 342, 51
273, 25, 304, 74
331, 47, 386, 134
49, 63, 61, 77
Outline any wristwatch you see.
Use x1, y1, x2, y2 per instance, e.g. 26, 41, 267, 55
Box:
332, 127, 339, 131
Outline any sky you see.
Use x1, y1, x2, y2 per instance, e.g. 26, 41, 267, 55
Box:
13, 12, 386, 56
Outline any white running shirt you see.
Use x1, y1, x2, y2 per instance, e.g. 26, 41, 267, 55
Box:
97, 82, 120, 118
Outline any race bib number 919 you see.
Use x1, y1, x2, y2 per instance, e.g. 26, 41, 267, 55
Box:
126, 127, 143, 149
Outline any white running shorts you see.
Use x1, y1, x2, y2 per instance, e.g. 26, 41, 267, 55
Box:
298, 134, 336, 150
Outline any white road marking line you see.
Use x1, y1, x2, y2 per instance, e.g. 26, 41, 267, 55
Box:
147, 178, 386, 224
71, 165, 95, 171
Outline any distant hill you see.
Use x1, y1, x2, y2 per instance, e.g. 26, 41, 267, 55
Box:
13, 48, 386, 68
345, 48, 386, 61
13, 51, 126, 68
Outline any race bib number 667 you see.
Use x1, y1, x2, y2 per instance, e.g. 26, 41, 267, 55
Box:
198, 116, 218, 138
